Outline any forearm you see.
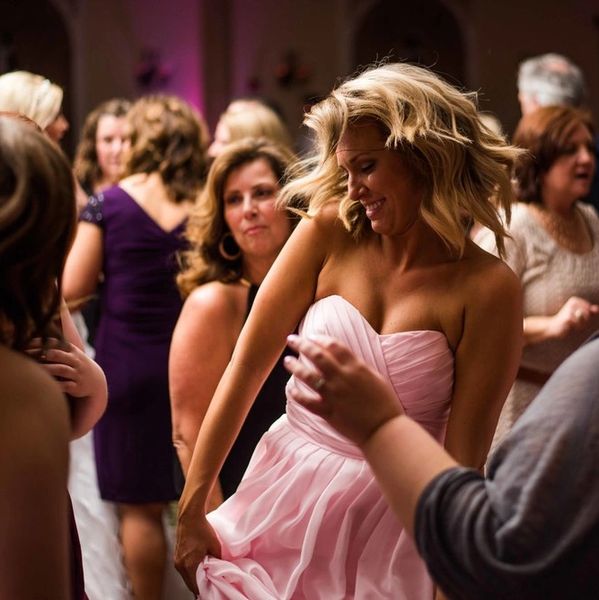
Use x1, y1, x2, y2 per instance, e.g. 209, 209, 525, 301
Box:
523, 315, 556, 346
69, 358, 107, 439
361, 415, 457, 539
179, 361, 263, 515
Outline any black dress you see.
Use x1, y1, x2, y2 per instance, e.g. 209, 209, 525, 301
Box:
219, 284, 293, 498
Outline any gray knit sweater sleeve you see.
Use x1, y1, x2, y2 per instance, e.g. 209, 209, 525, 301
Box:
415, 336, 599, 600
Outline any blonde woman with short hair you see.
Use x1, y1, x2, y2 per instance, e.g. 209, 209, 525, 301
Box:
208, 99, 292, 157
175, 63, 523, 599
0, 70, 69, 142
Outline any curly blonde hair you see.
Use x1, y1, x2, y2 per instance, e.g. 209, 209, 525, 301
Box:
281, 62, 522, 257
124, 95, 209, 202
73, 98, 131, 192
177, 137, 296, 297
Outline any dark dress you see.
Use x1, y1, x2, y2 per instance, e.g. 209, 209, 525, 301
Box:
80, 186, 184, 503
219, 284, 292, 498
415, 334, 599, 600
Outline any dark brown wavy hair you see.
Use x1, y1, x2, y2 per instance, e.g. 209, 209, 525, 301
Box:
0, 115, 76, 350
73, 98, 131, 193
513, 105, 594, 203
123, 95, 209, 203
177, 137, 296, 296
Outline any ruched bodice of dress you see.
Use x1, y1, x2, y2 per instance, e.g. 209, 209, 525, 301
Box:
286, 295, 453, 457
199, 295, 454, 599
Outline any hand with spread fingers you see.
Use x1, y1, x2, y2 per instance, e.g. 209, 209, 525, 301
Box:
284, 334, 403, 447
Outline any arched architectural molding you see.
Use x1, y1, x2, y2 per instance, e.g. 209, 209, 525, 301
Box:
350, 0, 467, 88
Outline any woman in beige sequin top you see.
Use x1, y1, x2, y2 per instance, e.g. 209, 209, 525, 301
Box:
476, 105, 599, 448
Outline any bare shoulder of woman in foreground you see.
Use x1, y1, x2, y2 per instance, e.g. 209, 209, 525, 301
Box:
0, 347, 71, 599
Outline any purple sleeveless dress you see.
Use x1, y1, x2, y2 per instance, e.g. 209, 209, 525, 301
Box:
80, 186, 184, 503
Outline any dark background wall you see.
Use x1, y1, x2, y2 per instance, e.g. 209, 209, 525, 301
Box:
2, 0, 598, 153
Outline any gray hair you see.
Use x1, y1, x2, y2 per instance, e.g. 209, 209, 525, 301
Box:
518, 53, 586, 108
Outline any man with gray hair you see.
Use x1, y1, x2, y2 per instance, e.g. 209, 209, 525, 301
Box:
517, 53, 587, 115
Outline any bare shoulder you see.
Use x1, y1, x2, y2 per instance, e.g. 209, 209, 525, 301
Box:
178, 281, 248, 344
0, 347, 70, 456
183, 281, 246, 322
300, 201, 356, 252
459, 241, 522, 303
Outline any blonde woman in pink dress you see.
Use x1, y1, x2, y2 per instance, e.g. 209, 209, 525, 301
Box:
175, 63, 523, 599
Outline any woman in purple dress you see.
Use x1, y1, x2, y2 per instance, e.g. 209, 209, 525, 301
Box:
64, 95, 208, 600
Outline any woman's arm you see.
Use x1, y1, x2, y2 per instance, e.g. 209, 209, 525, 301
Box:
169, 284, 242, 476
62, 221, 103, 304
523, 296, 599, 346
174, 214, 332, 593
59, 304, 107, 437
443, 260, 523, 469
0, 352, 71, 599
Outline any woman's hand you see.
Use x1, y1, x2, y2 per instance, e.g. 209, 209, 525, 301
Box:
548, 296, 599, 338
26, 337, 107, 438
28, 338, 97, 397
284, 334, 402, 447
174, 511, 222, 594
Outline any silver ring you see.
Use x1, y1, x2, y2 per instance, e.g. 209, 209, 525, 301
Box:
313, 376, 325, 391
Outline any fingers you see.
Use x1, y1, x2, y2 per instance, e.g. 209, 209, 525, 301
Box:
286, 334, 351, 377
287, 385, 331, 417
283, 355, 325, 393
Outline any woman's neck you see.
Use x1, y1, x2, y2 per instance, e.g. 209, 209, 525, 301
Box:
378, 219, 457, 271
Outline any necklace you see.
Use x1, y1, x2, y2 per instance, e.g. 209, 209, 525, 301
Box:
529, 204, 593, 253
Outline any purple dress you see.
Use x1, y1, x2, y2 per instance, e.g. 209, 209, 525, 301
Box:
80, 186, 184, 503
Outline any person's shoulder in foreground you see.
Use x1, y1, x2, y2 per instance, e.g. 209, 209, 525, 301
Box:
416, 333, 599, 600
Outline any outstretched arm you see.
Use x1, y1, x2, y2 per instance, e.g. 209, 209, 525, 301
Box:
174, 213, 333, 593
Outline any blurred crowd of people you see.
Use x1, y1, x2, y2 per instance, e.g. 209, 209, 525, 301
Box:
0, 51, 598, 600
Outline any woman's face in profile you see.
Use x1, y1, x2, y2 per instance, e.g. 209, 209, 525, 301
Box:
96, 114, 128, 184
336, 121, 425, 237
541, 123, 596, 209
223, 158, 291, 262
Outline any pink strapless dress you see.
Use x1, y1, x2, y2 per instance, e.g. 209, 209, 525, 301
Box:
197, 295, 454, 599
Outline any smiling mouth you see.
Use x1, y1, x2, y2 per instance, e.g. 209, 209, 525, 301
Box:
362, 198, 384, 218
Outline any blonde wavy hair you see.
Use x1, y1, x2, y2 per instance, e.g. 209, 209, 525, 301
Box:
124, 95, 209, 202
214, 100, 292, 150
281, 62, 522, 257
0, 71, 63, 131
177, 137, 296, 297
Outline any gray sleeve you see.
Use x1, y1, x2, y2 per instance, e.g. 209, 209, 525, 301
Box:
414, 337, 599, 600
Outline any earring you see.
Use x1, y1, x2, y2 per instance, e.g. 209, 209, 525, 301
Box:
218, 231, 241, 261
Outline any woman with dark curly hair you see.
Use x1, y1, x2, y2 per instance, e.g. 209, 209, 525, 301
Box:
476, 105, 599, 450
63, 94, 209, 600
74, 98, 131, 196
170, 138, 296, 504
